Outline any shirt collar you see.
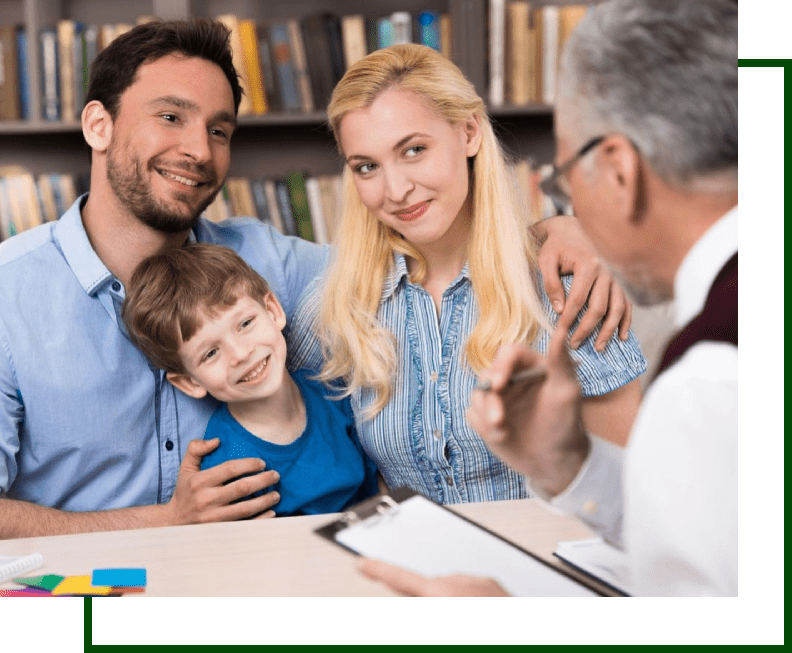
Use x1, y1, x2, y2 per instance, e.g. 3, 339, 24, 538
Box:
54, 194, 114, 296
381, 251, 471, 302
674, 206, 738, 327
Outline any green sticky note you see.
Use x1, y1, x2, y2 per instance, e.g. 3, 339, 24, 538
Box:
13, 574, 64, 592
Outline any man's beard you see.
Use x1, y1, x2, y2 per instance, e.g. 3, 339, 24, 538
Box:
608, 262, 672, 308
106, 140, 220, 234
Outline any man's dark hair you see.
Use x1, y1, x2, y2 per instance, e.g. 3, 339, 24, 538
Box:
85, 18, 244, 119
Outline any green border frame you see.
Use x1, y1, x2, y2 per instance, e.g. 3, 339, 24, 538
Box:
0, 0, 792, 653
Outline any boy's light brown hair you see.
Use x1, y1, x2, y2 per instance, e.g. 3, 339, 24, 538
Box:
123, 244, 272, 374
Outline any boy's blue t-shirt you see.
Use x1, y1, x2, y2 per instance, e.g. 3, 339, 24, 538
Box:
200, 369, 379, 516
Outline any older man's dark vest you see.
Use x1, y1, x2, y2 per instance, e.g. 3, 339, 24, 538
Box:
653, 254, 738, 381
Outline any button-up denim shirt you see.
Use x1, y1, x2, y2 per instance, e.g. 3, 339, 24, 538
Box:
0, 196, 328, 510
288, 252, 646, 504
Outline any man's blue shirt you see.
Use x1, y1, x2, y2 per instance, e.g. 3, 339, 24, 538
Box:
0, 195, 328, 510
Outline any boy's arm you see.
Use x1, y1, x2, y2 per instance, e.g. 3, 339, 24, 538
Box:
0, 439, 281, 539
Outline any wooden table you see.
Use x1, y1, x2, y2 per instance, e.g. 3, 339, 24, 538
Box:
0, 498, 610, 596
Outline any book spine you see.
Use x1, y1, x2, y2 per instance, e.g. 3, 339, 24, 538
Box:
0, 25, 21, 120
72, 23, 86, 119
417, 11, 441, 51
239, 19, 267, 115
269, 22, 301, 112
304, 176, 328, 245
40, 28, 60, 121
488, 0, 505, 107
508, 1, 530, 105
286, 19, 313, 113
285, 170, 314, 242
216, 15, 254, 116
256, 24, 280, 112
341, 14, 367, 69
541, 6, 560, 106
16, 27, 29, 120
263, 179, 285, 234
250, 178, 272, 226
57, 20, 75, 122
275, 179, 297, 236
390, 12, 412, 45
377, 17, 393, 49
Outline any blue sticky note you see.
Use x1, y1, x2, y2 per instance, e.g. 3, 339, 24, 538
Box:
91, 568, 147, 587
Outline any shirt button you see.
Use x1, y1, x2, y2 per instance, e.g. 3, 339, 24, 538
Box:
582, 500, 598, 515
111, 281, 121, 292
445, 476, 453, 486
430, 371, 439, 382
433, 429, 441, 439
165, 440, 174, 451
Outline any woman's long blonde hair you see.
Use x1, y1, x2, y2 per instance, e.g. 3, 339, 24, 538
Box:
317, 44, 548, 418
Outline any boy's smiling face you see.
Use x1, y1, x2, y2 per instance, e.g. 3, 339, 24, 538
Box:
166, 292, 288, 406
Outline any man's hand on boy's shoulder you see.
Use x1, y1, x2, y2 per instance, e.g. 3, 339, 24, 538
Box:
165, 438, 281, 525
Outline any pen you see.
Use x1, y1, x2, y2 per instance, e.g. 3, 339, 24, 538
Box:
475, 366, 548, 392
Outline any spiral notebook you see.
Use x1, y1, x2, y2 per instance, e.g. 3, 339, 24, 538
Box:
315, 488, 608, 597
0, 553, 44, 584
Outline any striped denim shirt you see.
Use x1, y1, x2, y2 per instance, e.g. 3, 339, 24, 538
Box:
287, 252, 646, 504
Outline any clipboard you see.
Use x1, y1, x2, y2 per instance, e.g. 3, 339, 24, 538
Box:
315, 488, 615, 597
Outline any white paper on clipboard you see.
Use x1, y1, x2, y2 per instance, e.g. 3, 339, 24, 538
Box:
316, 490, 603, 597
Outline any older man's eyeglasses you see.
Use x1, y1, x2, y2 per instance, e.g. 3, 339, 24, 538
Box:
540, 135, 605, 215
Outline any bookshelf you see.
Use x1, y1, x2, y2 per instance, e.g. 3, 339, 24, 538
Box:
0, 0, 594, 221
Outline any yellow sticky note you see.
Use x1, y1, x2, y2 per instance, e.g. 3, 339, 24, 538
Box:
51, 575, 113, 596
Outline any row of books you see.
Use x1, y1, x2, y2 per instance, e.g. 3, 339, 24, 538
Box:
217, 11, 448, 116
204, 172, 343, 245
0, 9, 449, 123
0, 19, 144, 122
489, 1, 591, 107
0, 159, 556, 246
0, 167, 83, 242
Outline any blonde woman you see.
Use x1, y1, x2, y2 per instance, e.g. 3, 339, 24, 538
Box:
288, 44, 645, 504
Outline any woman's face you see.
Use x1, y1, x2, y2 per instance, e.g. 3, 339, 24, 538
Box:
338, 86, 481, 256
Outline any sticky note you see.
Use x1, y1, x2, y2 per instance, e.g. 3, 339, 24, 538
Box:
13, 574, 64, 592
50, 575, 113, 596
92, 568, 146, 588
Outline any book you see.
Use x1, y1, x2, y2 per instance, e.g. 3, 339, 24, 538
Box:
268, 21, 301, 112
541, 5, 560, 105
250, 178, 273, 226
340, 14, 367, 69
301, 13, 343, 112
82, 24, 99, 107
40, 27, 60, 121
286, 18, 314, 114
36, 174, 59, 222
451, 0, 487, 98
263, 178, 285, 234
239, 19, 268, 115
488, 0, 506, 107
439, 14, 452, 59
0, 24, 21, 120
528, 7, 543, 103
0, 553, 44, 584
57, 20, 76, 122
216, 15, 254, 116
256, 22, 280, 112
16, 26, 30, 119
72, 22, 87, 119
274, 179, 297, 236
304, 176, 328, 245
390, 12, 412, 45
376, 16, 393, 50
285, 170, 314, 242
317, 174, 343, 242
0, 177, 16, 240
507, 1, 531, 105
417, 11, 441, 52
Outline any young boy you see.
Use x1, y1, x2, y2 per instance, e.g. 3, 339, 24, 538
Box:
123, 243, 379, 517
